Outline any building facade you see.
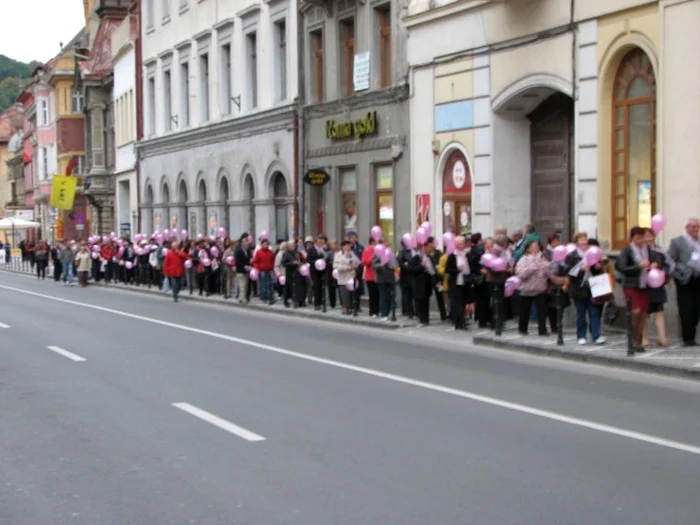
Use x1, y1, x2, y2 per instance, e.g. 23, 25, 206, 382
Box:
112, 12, 139, 238
79, 0, 129, 235
405, 0, 700, 251
48, 30, 89, 241
136, 0, 299, 241
300, 0, 410, 247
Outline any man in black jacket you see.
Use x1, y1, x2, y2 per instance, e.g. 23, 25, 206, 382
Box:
307, 235, 328, 310
426, 236, 447, 321
235, 234, 253, 303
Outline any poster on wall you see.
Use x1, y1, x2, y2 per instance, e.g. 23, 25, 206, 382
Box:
171, 215, 178, 229
637, 180, 652, 228
415, 194, 431, 229
154, 211, 162, 232
209, 212, 218, 237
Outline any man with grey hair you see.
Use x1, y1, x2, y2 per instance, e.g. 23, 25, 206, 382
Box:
669, 218, 700, 346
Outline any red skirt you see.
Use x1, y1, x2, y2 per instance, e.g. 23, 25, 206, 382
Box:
623, 287, 651, 313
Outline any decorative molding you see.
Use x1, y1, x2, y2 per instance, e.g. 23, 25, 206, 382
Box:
307, 135, 406, 158
491, 73, 573, 113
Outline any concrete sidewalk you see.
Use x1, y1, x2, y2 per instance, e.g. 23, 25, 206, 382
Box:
3, 263, 699, 380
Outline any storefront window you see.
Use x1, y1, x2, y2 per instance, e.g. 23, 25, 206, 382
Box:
340, 168, 357, 238
612, 48, 656, 250
375, 165, 394, 248
441, 149, 472, 236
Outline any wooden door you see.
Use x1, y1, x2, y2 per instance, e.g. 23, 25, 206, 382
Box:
529, 93, 573, 241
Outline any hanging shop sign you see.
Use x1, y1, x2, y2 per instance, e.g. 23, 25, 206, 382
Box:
304, 169, 331, 186
326, 111, 377, 141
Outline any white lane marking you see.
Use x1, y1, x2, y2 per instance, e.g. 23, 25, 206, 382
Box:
0, 322, 10, 329
47, 345, 87, 362
172, 402, 266, 442
2, 284, 700, 457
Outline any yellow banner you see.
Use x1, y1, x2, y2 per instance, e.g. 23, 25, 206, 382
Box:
50, 175, 77, 210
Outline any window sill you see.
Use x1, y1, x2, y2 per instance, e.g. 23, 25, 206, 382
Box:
179, 4, 189, 14
146, 25, 155, 35
162, 15, 171, 25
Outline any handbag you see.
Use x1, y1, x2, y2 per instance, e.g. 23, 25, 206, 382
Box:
589, 273, 614, 305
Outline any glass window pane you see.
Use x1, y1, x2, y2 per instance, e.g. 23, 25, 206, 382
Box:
615, 174, 626, 195
615, 196, 625, 218
458, 201, 471, 236
342, 192, 357, 237
615, 220, 626, 243
627, 76, 651, 98
615, 128, 624, 148
341, 170, 356, 192
628, 102, 652, 230
376, 165, 392, 190
443, 199, 455, 234
615, 153, 625, 173
616, 107, 624, 125
377, 192, 394, 248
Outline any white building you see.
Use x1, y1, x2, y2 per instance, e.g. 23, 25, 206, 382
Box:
112, 15, 138, 237
136, 0, 298, 241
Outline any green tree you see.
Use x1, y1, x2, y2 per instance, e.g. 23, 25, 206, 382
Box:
0, 55, 41, 113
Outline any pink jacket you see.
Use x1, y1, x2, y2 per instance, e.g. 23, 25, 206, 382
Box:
515, 254, 551, 296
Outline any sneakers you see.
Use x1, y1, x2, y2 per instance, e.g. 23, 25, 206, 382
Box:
577, 338, 587, 345
595, 336, 607, 345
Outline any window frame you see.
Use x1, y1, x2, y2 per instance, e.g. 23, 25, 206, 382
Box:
376, 5, 391, 88
275, 20, 287, 102
147, 76, 156, 136
180, 60, 190, 128
339, 167, 357, 240
71, 89, 84, 114
163, 69, 172, 131
339, 17, 355, 98
220, 42, 232, 115
310, 29, 324, 103
246, 31, 258, 109
610, 48, 656, 250
199, 52, 210, 122
374, 164, 394, 248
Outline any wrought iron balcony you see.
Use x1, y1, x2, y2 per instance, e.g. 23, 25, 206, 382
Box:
96, 0, 130, 16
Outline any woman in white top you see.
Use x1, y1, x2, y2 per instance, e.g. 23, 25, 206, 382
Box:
333, 240, 360, 315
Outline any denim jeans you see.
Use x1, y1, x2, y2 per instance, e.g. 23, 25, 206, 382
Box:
62, 262, 75, 284
170, 276, 181, 298
259, 271, 272, 301
574, 299, 601, 340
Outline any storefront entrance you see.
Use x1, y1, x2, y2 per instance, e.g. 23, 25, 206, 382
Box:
441, 149, 472, 236
528, 93, 573, 240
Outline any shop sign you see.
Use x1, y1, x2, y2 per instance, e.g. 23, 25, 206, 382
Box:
326, 111, 377, 141
304, 169, 331, 186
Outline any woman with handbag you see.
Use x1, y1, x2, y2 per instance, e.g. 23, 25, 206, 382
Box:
564, 233, 607, 345
515, 240, 551, 336
642, 228, 673, 348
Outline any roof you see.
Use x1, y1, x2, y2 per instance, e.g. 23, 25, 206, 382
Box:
79, 17, 124, 79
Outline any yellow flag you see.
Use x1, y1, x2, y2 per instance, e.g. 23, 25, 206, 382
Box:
50, 175, 78, 210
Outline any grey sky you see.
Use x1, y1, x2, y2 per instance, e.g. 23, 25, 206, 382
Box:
0, 0, 85, 64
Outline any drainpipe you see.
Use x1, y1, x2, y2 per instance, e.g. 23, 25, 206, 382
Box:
132, 0, 144, 236
293, 110, 299, 239
296, 4, 306, 239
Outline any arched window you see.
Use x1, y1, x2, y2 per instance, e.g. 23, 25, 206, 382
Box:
611, 48, 656, 249
441, 149, 472, 236
219, 176, 230, 234
162, 182, 170, 204
272, 172, 288, 241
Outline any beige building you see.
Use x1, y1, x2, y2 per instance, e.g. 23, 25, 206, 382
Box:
406, 0, 700, 250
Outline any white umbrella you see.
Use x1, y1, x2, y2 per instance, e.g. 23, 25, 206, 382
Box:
0, 216, 40, 229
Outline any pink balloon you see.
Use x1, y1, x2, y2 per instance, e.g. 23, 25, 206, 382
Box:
155, 234, 163, 245
161, 248, 170, 256
651, 213, 667, 235
566, 243, 577, 254
260, 230, 269, 241
504, 276, 520, 298
480, 253, 496, 268
647, 269, 666, 288
278, 275, 286, 286
117, 239, 124, 248
370, 225, 383, 242
490, 257, 507, 273
210, 246, 220, 258
110, 231, 116, 238
225, 256, 234, 265
415, 227, 427, 246
196, 233, 204, 241
202, 258, 211, 267
91, 252, 99, 259
552, 245, 567, 263
181, 229, 189, 240
249, 268, 259, 281
314, 258, 327, 271
332, 269, 339, 280
218, 227, 227, 239
381, 248, 392, 265
184, 259, 193, 269
209, 235, 216, 242
402, 233, 414, 249
92, 245, 100, 252
374, 243, 386, 259
585, 246, 602, 267
151, 244, 159, 252
162, 229, 169, 238
345, 280, 356, 291
445, 238, 456, 255
421, 221, 432, 236
247, 235, 253, 244
125, 262, 133, 270
299, 263, 310, 277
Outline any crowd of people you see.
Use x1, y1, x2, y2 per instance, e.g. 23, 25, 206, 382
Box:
5, 217, 700, 356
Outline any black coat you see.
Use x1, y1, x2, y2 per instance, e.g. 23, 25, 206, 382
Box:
408, 254, 433, 300
234, 245, 252, 273
615, 245, 644, 289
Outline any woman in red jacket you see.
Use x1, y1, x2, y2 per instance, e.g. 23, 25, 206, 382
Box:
100, 241, 117, 283
163, 241, 189, 302
361, 238, 379, 317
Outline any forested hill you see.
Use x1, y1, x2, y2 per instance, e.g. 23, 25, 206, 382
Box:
0, 55, 42, 113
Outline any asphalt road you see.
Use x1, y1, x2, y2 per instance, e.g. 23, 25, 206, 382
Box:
1, 270, 699, 525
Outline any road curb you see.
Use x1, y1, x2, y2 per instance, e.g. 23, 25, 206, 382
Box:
0, 267, 401, 331
472, 335, 700, 381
